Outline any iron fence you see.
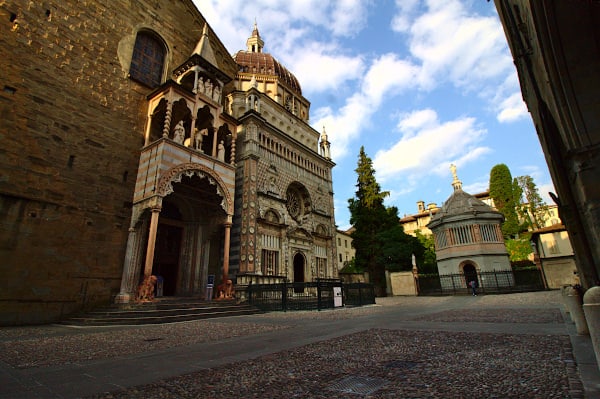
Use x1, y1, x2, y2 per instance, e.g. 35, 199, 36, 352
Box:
246, 279, 375, 311
417, 269, 545, 295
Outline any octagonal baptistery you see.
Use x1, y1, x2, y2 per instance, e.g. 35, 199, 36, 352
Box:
427, 168, 512, 289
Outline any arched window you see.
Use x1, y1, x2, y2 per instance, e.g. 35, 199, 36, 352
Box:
130, 31, 166, 88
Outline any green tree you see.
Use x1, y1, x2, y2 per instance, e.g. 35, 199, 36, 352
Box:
515, 175, 548, 230
489, 164, 520, 238
414, 230, 438, 274
348, 147, 418, 296
375, 222, 419, 272
505, 233, 533, 262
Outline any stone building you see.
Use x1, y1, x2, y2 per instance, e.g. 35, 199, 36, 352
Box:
0, 1, 336, 325
229, 25, 336, 286
336, 228, 355, 271
530, 223, 577, 289
427, 166, 512, 288
494, 1, 600, 289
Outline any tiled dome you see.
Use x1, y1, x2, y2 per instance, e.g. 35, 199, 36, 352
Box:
434, 189, 496, 219
234, 51, 302, 95
428, 165, 503, 228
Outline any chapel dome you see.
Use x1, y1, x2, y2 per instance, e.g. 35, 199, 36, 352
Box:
233, 52, 302, 95
233, 23, 302, 95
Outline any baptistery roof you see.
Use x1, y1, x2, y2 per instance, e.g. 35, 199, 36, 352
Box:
428, 165, 503, 229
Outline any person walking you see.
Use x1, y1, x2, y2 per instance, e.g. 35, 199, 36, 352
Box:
469, 280, 478, 296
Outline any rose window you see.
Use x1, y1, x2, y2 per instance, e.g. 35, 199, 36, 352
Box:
286, 183, 310, 221
286, 190, 301, 218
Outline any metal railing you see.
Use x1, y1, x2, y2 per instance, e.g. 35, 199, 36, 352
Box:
417, 269, 545, 295
246, 279, 375, 311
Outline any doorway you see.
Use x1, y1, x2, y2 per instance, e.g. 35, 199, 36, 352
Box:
152, 223, 182, 296
293, 252, 305, 293
463, 263, 478, 289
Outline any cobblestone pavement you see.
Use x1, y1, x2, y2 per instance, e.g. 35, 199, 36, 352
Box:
1, 291, 597, 398
88, 329, 576, 399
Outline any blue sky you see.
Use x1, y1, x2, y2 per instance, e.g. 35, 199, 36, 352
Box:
194, 0, 554, 230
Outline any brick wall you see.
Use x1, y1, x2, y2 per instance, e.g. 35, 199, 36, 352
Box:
0, 0, 234, 324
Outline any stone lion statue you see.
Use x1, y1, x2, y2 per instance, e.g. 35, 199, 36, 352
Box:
136, 275, 157, 303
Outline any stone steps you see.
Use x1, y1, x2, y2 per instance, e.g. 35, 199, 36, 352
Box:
60, 298, 261, 326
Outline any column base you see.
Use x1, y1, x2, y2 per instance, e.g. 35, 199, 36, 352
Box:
114, 292, 133, 304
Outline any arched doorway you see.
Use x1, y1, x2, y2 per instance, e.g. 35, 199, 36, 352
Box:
293, 252, 305, 293
141, 173, 228, 298
151, 201, 183, 296
463, 263, 478, 289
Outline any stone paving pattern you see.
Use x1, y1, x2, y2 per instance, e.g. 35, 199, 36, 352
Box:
88, 329, 576, 399
0, 291, 593, 398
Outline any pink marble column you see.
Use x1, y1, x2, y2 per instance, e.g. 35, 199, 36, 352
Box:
144, 207, 161, 278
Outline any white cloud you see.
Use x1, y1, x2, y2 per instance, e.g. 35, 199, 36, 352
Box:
312, 54, 419, 159
538, 183, 557, 206
373, 109, 490, 182
463, 180, 489, 195
390, 0, 420, 33
497, 92, 529, 122
361, 54, 419, 104
281, 42, 365, 95
407, 0, 513, 90
396, 109, 438, 136
330, 0, 371, 37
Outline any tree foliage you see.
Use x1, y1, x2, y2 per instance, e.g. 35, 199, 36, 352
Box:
376, 223, 419, 272
489, 164, 549, 260
515, 175, 548, 230
505, 234, 533, 262
348, 147, 422, 296
414, 230, 438, 274
489, 164, 520, 238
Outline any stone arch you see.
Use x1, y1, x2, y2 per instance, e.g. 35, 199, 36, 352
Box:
157, 163, 233, 215
148, 98, 167, 143
195, 105, 215, 154
315, 223, 329, 237
127, 28, 170, 88
170, 98, 192, 142
285, 182, 312, 221
264, 209, 281, 224
216, 123, 233, 162
461, 261, 479, 288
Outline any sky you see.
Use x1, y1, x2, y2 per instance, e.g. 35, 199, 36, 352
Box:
194, 0, 555, 230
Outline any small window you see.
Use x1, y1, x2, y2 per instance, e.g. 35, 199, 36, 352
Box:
130, 31, 166, 88
261, 249, 279, 276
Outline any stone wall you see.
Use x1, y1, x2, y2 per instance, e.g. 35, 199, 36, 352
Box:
387, 271, 418, 296
0, 0, 231, 325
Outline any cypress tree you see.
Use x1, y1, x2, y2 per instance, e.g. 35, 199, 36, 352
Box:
348, 147, 420, 295
489, 164, 520, 238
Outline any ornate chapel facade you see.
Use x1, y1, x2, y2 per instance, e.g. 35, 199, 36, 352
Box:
1, 0, 336, 325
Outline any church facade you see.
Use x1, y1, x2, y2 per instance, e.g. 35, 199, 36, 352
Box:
0, 0, 336, 325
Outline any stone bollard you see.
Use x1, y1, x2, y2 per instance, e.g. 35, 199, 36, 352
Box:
564, 285, 589, 334
583, 286, 600, 371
